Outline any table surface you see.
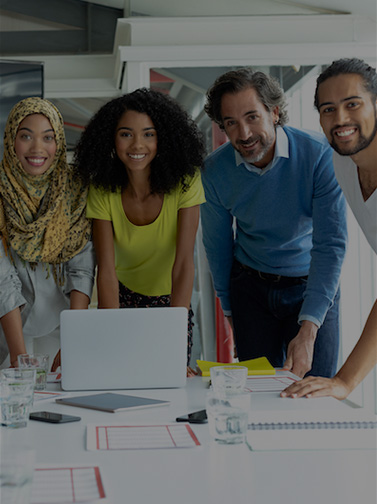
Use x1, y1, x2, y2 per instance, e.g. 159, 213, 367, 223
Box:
1, 374, 376, 504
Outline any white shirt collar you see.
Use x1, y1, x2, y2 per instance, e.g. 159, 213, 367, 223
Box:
235, 126, 289, 175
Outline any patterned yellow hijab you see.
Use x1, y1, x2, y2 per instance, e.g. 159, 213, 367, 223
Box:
0, 97, 91, 271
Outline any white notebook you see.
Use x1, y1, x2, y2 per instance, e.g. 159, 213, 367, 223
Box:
60, 307, 188, 391
248, 409, 377, 430
246, 409, 377, 451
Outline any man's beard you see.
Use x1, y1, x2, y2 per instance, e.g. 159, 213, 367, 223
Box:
236, 134, 274, 165
331, 117, 377, 156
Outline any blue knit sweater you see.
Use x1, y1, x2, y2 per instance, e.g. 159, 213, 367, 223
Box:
201, 126, 347, 327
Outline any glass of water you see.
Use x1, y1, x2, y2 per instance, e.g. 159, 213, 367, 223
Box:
210, 366, 248, 395
0, 368, 36, 428
0, 447, 35, 504
206, 389, 250, 444
18, 354, 49, 391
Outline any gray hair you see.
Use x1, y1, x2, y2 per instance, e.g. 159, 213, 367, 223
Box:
204, 67, 289, 128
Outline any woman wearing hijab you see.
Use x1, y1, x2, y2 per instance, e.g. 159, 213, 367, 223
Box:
0, 97, 95, 370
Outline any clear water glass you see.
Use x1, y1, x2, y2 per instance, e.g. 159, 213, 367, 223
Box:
206, 390, 250, 444
0, 369, 36, 428
17, 354, 49, 391
0, 447, 35, 503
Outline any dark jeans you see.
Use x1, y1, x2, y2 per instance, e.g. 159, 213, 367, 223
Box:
229, 261, 340, 377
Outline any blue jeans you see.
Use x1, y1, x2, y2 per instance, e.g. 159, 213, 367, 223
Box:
229, 261, 339, 377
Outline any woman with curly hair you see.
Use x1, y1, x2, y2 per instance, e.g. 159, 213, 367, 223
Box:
74, 88, 206, 376
0, 97, 95, 369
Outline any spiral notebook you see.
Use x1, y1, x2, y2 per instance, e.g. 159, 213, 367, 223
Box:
247, 409, 377, 451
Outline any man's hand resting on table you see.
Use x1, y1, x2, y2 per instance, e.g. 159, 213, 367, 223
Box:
283, 320, 318, 378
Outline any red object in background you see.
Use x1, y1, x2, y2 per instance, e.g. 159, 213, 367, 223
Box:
211, 124, 234, 363
215, 298, 234, 363
212, 122, 228, 149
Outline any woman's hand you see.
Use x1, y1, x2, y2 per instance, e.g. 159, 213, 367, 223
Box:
51, 349, 61, 372
187, 366, 198, 377
280, 375, 351, 400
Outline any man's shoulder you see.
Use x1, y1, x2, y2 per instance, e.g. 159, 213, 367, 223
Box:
284, 126, 330, 151
204, 141, 234, 168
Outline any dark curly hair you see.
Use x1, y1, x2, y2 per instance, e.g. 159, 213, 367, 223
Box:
314, 58, 377, 111
205, 67, 289, 129
74, 88, 206, 193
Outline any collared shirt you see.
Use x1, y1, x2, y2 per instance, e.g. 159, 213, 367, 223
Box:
235, 126, 289, 176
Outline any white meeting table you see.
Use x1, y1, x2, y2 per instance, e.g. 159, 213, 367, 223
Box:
2, 375, 376, 504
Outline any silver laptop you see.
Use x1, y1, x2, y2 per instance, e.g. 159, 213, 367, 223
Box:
60, 307, 187, 391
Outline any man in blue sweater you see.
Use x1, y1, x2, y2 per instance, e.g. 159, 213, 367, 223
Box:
201, 68, 347, 378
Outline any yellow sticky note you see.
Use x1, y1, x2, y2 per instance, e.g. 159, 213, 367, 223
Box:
196, 357, 275, 376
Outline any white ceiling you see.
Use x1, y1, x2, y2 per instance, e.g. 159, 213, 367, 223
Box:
1, 0, 376, 149
83, 0, 376, 18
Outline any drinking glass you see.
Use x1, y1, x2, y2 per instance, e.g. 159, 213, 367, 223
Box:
18, 354, 49, 391
0, 369, 36, 428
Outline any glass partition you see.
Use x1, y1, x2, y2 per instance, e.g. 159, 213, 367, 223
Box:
0, 59, 43, 156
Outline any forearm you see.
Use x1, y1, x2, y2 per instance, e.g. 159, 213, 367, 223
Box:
96, 270, 120, 309
300, 159, 347, 325
91, 219, 119, 309
200, 206, 234, 312
65, 241, 96, 299
170, 260, 195, 310
284, 320, 318, 377
70, 289, 90, 310
0, 308, 26, 366
335, 300, 377, 392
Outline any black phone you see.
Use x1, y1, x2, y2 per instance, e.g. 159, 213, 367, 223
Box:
29, 411, 81, 424
176, 409, 207, 424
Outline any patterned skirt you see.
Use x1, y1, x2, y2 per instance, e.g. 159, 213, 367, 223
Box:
118, 282, 194, 366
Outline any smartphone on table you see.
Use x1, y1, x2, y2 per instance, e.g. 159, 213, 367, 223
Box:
176, 409, 207, 424
29, 411, 81, 424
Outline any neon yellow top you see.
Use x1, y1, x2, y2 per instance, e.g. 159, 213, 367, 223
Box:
86, 171, 205, 296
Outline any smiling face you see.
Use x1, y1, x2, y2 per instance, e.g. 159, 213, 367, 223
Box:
318, 73, 377, 157
14, 114, 57, 176
114, 110, 158, 176
220, 87, 279, 168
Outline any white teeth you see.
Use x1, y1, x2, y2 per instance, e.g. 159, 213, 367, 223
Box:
336, 129, 355, 137
128, 154, 146, 159
27, 158, 45, 165
243, 141, 258, 148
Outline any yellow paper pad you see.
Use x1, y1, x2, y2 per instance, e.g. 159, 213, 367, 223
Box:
196, 357, 275, 376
